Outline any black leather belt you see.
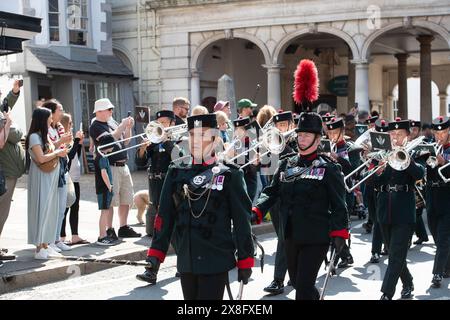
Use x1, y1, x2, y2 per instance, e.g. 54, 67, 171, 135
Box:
149, 172, 166, 179
429, 181, 449, 188
111, 162, 126, 167
379, 184, 411, 192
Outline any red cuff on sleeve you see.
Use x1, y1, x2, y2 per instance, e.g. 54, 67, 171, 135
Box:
252, 207, 263, 224
236, 257, 254, 269
147, 248, 166, 263
330, 229, 350, 239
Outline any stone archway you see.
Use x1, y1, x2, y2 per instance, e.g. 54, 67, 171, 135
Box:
361, 18, 450, 122
273, 28, 357, 113
361, 20, 450, 61
190, 31, 271, 71
272, 26, 360, 65
189, 33, 269, 112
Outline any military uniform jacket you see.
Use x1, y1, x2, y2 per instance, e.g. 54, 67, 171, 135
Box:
148, 159, 255, 274
373, 159, 425, 225
425, 143, 450, 217
254, 152, 349, 245
135, 141, 179, 174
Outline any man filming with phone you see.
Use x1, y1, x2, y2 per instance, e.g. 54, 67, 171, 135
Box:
0, 79, 25, 266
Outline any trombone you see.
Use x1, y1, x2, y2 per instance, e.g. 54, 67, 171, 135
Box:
227, 127, 296, 169
438, 161, 450, 183
344, 136, 425, 192
97, 121, 188, 157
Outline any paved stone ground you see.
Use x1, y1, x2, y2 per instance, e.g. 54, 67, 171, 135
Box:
1, 223, 449, 300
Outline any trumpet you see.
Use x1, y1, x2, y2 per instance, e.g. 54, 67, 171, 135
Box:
97, 121, 188, 158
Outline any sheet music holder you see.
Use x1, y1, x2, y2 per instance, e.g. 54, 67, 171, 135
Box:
370, 131, 392, 151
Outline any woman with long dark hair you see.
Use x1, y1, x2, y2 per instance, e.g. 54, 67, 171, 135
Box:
26, 108, 68, 260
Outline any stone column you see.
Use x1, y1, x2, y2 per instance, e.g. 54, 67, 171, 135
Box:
394, 53, 409, 119
417, 35, 434, 123
347, 58, 356, 112
352, 60, 370, 112
439, 92, 448, 116
263, 64, 282, 109
190, 69, 201, 107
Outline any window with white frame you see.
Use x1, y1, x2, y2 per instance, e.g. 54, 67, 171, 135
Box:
67, 0, 88, 46
48, 0, 60, 42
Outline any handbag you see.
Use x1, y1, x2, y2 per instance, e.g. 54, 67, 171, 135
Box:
66, 174, 76, 208
33, 144, 59, 173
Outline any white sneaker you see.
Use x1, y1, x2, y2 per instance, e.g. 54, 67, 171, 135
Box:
47, 244, 62, 256
49, 243, 62, 253
34, 249, 49, 260
56, 241, 72, 251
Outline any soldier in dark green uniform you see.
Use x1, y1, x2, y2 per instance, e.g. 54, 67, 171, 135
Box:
364, 119, 389, 264
374, 119, 425, 300
262, 111, 296, 295
142, 114, 254, 300
253, 112, 349, 300
425, 116, 450, 288
409, 119, 429, 245
361, 115, 379, 234
232, 117, 258, 203
325, 117, 356, 268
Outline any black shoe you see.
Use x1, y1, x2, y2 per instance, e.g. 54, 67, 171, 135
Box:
370, 253, 380, 263
175, 272, 180, 278
413, 238, 428, 245
338, 256, 354, 268
136, 269, 157, 284
106, 228, 119, 241
380, 293, 392, 300
362, 222, 372, 234
443, 271, 450, 279
287, 280, 292, 287
380, 248, 389, 256
118, 225, 142, 238
96, 236, 119, 246
263, 280, 285, 295
400, 285, 414, 299
431, 274, 443, 288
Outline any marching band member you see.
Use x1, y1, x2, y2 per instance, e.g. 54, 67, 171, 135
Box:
425, 116, 450, 288
409, 119, 429, 245
374, 118, 425, 300
142, 114, 254, 300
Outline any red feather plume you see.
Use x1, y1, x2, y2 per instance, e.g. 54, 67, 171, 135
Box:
293, 59, 319, 108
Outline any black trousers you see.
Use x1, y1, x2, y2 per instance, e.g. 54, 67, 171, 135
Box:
146, 177, 164, 236
381, 224, 414, 298
366, 188, 385, 254
428, 213, 450, 275
61, 182, 80, 237
180, 272, 228, 300
415, 207, 429, 241
270, 201, 288, 282
285, 240, 329, 300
